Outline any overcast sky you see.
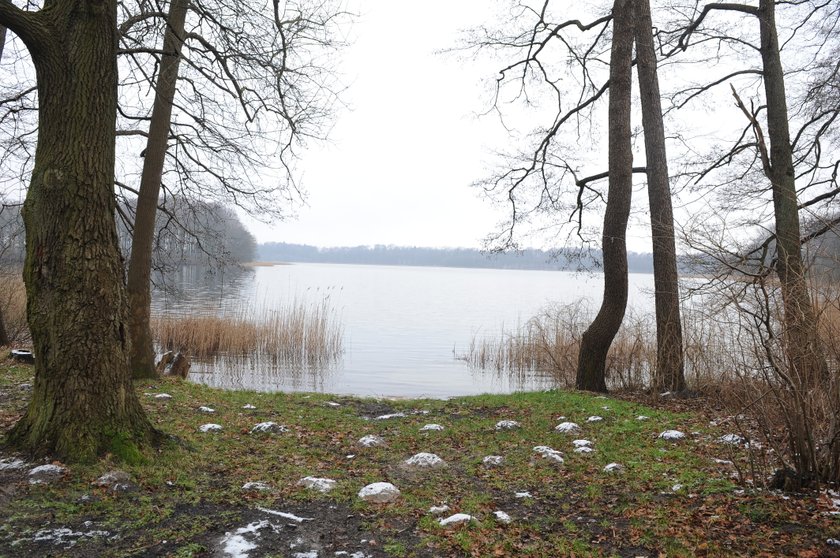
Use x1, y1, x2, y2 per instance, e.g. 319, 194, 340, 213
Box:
246, 0, 513, 249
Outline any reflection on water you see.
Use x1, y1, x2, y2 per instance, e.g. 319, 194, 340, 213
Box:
151, 263, 656, 398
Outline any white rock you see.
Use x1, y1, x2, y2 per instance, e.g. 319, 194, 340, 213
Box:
533, 446, 564, 464
483, 455, 504, 467
241, 481, 271, 491
297, 476, 337, 493
198, 406, 215, 413
358, 482, 400, 503
636, 415, 650, 421
373, 413, 406, 420
154, 393, 172, 400
555, 422, 581, 433
199, 423, 223, 433
429, 505, 451, 515
603, 463, 624, 473
493, 510, 512, 524
719, 434, 745, 445
357, 434, 386, 447
659, 430, 686, 441
439, 513, 473, 527
250, 421, 286, 434
405, 452, 446, 468
572, 439, 593, 448
420, 424, 444, 431
495, 420, 520, 430
586, 416, 604, 423
28, 464, 67, 484
242, 404, 256, 410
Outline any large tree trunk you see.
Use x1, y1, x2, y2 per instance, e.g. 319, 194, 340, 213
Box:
126, 0, 189, 379
758, 0, 827, 389
0, 25, 7, 62
6, 0, 156, 462
576, 0, 635, 392
634, 0, 686, 393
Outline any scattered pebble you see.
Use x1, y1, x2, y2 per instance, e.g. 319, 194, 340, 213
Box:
405, 452, 446, 468
297, 476, 337, 493
241, 481, 271, 492
373, 413, 406, 420
250, 422, 286, 434
198, 406, 216, 414
483, 455, 504, 467
420, 424, 444, 431
603, 463, 624, 473
358, 482, 400, 503
533, 446, 564, 464
439, 513, 473, 527
242, 404, 256, 410
555, 422, 581, 433
357, 434, 386, 447
659, 430, 686, 441
495, 420, 520, 430
154, 393, 172, 400
28, 464, 67, 485
199, 423, 223, 433
493, 510, 513, 524
586, 416, 604, 423
429, 505, 451, 515
719, 434, 745, 445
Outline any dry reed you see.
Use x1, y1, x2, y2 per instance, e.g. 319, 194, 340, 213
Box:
151, 298, 343, 365
0, 272, 29, 345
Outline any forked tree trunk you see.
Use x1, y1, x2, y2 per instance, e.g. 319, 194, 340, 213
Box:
576, 0, 635, 392
634, 0, 686, 393
5, 0, 156, 462
126, 0, 189, 379
758, 0, 827, 390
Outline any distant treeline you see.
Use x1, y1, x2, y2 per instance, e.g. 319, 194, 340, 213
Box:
257, 242, 658, 273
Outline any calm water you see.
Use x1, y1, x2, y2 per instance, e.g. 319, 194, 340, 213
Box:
154, 263, 656, 397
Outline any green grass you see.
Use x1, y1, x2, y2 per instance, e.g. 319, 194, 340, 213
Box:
0, 365, 837, 557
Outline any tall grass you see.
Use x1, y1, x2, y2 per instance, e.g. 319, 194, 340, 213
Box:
0, 272, 29, 345
152, 298, 343, 366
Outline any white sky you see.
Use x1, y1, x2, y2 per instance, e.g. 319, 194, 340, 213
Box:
246, 0, 513, 249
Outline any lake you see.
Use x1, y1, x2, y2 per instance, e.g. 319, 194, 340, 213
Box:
154, 263, 656, 397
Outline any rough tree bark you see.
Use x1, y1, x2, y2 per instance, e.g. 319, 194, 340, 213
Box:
634, 0, 686, 393
126, 0, 189, 379
758, 0, 827, 389
1, 0, 157, 462
576, 0, 635, 392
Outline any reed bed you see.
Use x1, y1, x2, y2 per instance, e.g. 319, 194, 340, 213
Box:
152, 298, 343, 365
0, 272, 29, 345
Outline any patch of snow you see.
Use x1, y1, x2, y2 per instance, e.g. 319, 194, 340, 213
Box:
154, 393, 172, 400
293, 552, 318, 558
493, 510, 512, 524
199, 423, 223, 433
601, 406, 611, 411
0, 458, 26, 470
28, 464, 67, 484
672, 483, 683, 492
556, 415, 567, 420
586, 416, 604, 423
515, 491, 532, 498
198, 406, 215, 413
358, 482, 400, 503
241, 481, 271, 491
93, 470, 132, 487
33, 527, 110, 547
326, 401, 341, 407
297, 476, 337, 493
242, 404, 256, 410
828, 538, 840, 547
483, 455, 504, 467
572, 439, 592, 448
250, 422, 286, 434
420, 424, 444, 431
658, 430, 686, 441
533, 446, 564, 464
636, 415, 650, 421
439, 513, 473, 527
555, 422, 581, 433
220, 520, 268, 557
256, 507, 313, 522
713, 459, 734, 466
718, 433, 746, 445
495, 420, 520, 430
603, 463, 624, 473
429, 505, 450, 515
574, 446, 595, 454
357, 434, 385, 447
405, 452, 446, 468
373, 413, 406, 420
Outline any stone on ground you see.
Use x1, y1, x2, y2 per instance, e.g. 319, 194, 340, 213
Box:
358, 482, 400, 503
199, 423, 223, 433
241, 481, 271, 492
404, 452, 446, 468
603, 462, 624, 473
493, 510, 513, 524
297, 477, 337, 493
495, 420, 520, 430
659, 430, 686, 441
92, 470, 137, 492
483, 455, 504, 467
28, 464, 67, 485
428, 505, 451, 515
533, 446, 564, 464
587, 416, 604, 423
357, 434, 386, 447
198, 406, 215, 413
250, 422, 287, 434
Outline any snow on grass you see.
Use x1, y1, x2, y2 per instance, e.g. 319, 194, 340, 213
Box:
199, 423, 223, 433
555, 422, 581, 433
658, 430, 686, 441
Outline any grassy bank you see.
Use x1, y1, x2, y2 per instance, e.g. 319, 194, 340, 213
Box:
0, 363, 837, 557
